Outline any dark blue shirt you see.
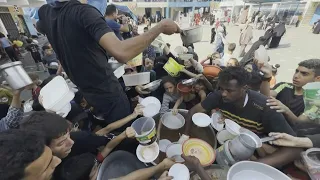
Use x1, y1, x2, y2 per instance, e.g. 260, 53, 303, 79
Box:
106, 19, 123, 40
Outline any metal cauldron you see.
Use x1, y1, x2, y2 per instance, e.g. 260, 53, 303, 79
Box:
0, 61, 32, 89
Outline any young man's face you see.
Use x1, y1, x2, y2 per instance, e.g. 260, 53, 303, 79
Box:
49, 132, 74, 159
292, 66, 320, 88
24, 146, 61, 180
218, 79, 245, 103
112, 9, 118, 20
45, 49, 53, 56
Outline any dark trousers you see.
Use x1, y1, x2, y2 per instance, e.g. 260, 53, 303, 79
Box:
5, 46, 19, 62
84, 90, 132, 130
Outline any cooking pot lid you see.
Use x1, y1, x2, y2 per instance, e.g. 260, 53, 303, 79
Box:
0, 61, 22, 70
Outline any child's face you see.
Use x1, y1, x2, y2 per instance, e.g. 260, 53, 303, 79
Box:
164, 82, 176, 95
244, 64, 253, 72
227, 60, 237, 67
194, 83, 204, 92
45, 49, 53, 56
145, 58, 154, 70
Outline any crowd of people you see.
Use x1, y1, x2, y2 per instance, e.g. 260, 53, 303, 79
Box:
0, 1, 319, 180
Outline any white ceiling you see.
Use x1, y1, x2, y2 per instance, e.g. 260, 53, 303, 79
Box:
0, 0, 46, 7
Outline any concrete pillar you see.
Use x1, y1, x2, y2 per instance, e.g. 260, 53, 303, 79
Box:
166, 7, 170, 18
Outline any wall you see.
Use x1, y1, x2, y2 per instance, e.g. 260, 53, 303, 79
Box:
170, 7, 184, 18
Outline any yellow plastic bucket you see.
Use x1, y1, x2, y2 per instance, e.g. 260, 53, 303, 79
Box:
163, 58, 184, 77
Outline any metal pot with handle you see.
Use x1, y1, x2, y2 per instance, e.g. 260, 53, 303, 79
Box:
0, 61, 33, 89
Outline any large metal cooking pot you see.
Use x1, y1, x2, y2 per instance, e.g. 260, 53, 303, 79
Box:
229, 134, 256, 161
180, 26, 203, 45
0, 61, 32, 89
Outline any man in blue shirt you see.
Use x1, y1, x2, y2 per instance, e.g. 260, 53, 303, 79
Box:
105, 4, 129, 40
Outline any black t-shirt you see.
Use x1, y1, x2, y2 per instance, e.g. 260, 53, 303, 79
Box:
38, 1, 122, 98
201, 90, 296, 136
273, 82, 304, 117
26, 44, 41, 59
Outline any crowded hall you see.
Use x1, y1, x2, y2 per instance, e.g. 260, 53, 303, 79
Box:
0, 0, 320, 179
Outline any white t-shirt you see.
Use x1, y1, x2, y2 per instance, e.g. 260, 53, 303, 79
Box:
221, 53, 233, 66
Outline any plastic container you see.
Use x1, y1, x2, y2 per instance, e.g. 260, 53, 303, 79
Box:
168, 163, 190, 180
178, 53, 193, 61
227, 161, 291, 180
159, 139, 172, 152
183, 138, 215, 166
122, 72, 150, 86
203, 65, 222, 78
211, 112, 224, 131
163, 58, 185, 77
192, 113, 212, 127
0, 61, 33, 90
303, 82, 320, 121
113, 64, 125, 79
217, 129, 236, 145
166, 143, 184, 163
177, 82, 192, 95
131, 117, 157, 146
301, 148, 320, 180
161, 112, 185, 130
136, 141, 159, 163
40, 76, 75, 112
142, 79, 162, 91
225, 119, 241, 136
180, 26, 203, 45
140, 97, 161, 117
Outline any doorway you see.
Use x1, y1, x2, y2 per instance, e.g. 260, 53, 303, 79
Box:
145, 8, 151, 18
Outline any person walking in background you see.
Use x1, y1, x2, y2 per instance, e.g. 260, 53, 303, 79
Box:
0, 33, 19, 62
25, 39, 45, 71
239, 21, 253, 57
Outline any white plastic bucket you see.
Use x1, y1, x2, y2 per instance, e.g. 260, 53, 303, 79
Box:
131, 117, 157, 145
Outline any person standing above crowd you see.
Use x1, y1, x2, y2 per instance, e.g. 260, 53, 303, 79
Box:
37, 0, 180, 125
105, 4, 130, 41
25, 39, 45, 71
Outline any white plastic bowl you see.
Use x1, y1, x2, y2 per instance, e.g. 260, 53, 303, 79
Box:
161, 112, 185, 129
225, 119, 241, 136
140, 97, 161, 117
122, 72, 150, 87
217, 129, 236, 145
159, 139, 172, 152
168, 163, 190, 180
192, 113, 212, 127
40, 76, 75, 112
166, 143, 184, 163
211, 113, 224, 131
136, 142, 159, 163
227, 161, 291, 180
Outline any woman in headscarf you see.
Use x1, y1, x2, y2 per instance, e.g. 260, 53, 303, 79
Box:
239, 22, 253, 57
269, 22, 286, 48
214, 26, 228, 57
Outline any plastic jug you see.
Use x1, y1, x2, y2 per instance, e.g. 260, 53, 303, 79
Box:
163, 58, 185, 77
303, 82, 320, 122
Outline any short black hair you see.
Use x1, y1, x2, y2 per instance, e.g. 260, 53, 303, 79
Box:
42, 45, 51, 51
162, 76, 177, 86
20, 111, 70, 145
0, 32, 5, 38
228, 43, 236, 52
218, 66, 250, 87
247, 71, 262, 91
105, 4, 117, 16
144, 27, 149, 31
298, 59, 320, 76
26, 38, 33, 44
0, 129, 45, 180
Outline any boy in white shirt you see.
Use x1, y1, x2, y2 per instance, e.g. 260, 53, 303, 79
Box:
221, 43, 236, 66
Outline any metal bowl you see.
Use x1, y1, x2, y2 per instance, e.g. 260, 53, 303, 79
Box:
142, 79, 162, 91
